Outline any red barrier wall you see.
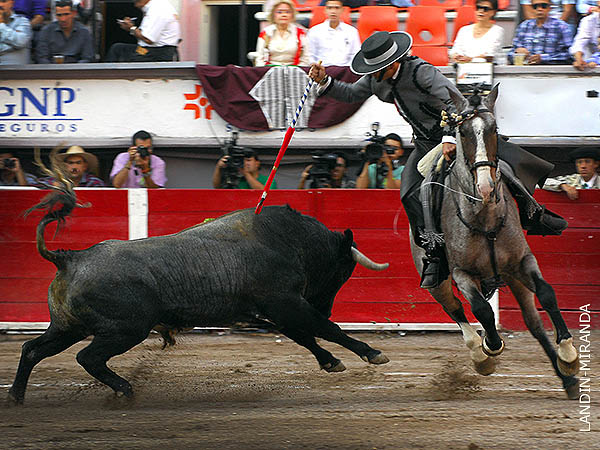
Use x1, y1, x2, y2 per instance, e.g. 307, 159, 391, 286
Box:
0, 188, 598, 329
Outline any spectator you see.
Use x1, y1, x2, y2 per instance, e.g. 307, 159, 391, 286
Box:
0, 152, 36, 185
36, 0, 94, 64
356, 133, 406, 189
298, 152, 354, 188
521, 0, 576, 34
49, 146, 104, 187
542, 147, 600, 199
254, 0, 309, 67
576, 0, 598, 14
0, 0, 32, 65
107, 0, 181, 62
110, 130, 167, 188
450, 0, 505, 64
570, 1, 600, 70
508, 0, 573, 64
212, 149, 276, 189
14, 0, 44, 30
307, 0, 361, 66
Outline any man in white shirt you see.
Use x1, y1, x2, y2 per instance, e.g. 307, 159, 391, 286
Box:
307, 0, 361, 66
107, 0, 180, 62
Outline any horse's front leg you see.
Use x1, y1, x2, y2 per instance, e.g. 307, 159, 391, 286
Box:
517, 254, 579, 377
453, 269, 505, 358
429, 279, 496, 375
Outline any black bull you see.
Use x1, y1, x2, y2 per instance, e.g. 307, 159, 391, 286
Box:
9, 190, 390, 404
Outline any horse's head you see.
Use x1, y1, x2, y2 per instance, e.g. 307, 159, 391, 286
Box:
447, 84, 500, 205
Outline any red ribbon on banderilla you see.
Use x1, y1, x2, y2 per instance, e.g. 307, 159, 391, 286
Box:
254, 69, 319, 214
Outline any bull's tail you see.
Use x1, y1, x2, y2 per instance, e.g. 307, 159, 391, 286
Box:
24, 147, 88, 268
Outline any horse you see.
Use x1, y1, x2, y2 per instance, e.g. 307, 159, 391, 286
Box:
410, 84, 580, 399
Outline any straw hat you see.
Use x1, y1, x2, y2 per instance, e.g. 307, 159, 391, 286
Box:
56, 146, 99, 175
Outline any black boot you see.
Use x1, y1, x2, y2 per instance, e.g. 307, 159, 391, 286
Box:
421, 256, 442, 289
525, 207, 568, 236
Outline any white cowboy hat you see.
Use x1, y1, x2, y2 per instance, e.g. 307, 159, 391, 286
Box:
56, 146, 99, 175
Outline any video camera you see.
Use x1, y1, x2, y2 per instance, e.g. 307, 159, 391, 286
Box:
219, 131, 255, 189
307, 151, 338, 188
2, 158, 16, 169
136, 146, 150, 158
362, 122, 395, 164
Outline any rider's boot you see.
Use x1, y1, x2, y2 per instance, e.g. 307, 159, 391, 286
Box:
499, 160, 568, 235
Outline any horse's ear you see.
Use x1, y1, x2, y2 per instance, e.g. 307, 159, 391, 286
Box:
446, 86, 469, 113
484, 83, 500, 111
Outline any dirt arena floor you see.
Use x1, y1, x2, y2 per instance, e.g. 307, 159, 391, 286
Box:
1, 329, 597, 449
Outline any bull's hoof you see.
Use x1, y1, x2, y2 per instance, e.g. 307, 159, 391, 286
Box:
321, 360, 346, 373
7, 389, 23, 406
361, 351, 390, 365
563, 377, 580, 400
558, 355, 580, 377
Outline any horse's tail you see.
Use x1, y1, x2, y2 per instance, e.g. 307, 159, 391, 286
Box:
24, 147, 89, 269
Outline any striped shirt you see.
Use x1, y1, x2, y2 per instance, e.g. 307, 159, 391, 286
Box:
508, 17, 573, 64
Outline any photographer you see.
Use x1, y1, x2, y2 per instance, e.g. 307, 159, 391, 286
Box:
356, 133, 406, 190
110, 130, 167, 188
298, 152, 353, 189
212, 149, 275, 190
0, 152, 37, 186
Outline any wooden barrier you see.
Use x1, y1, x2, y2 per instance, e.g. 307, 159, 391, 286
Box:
0, 188, 597, 330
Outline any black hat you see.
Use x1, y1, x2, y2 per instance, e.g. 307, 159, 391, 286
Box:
569, 147, 600, 161
351, 31, 413, 76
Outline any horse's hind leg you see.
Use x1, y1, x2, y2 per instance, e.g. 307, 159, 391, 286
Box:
517, 254, 579, 376
453, 269, 505, 357
505, 275, 579, 399
76, 330, 149, 398
9, 325, 86, 404
430, 279, 496, 375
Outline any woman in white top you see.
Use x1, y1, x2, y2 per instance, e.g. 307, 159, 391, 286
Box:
450, 0, 505, 63
254, 0, 310, 66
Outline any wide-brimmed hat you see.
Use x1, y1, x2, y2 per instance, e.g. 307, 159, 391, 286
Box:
351, 31, 413, 76
56, 146, 99, 174
569, 147, 600, 161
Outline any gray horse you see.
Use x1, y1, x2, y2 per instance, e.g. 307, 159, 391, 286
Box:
410, 85, 580, 399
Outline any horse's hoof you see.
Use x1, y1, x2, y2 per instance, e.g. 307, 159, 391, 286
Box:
558, 355, 580, 377
473, 356, 496, 376
321, 360, 346, 373
482, 337, 505, 357
564, 378, 580, 400
7, 390, 23, 406
363, 350, 390, 365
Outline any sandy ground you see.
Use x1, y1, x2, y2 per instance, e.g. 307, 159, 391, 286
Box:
1, 330, 598, 449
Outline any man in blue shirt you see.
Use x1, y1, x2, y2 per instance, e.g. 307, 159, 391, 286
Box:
509, 0, 573, 64
0, 0, 31, 64
36, 0, 94, 63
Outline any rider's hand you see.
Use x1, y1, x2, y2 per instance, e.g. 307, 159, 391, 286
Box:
561, 184, 578, 200
442, 142, 456, 162
309, 62, 327, 84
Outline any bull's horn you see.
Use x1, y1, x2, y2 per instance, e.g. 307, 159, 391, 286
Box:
351, 247, 389, 271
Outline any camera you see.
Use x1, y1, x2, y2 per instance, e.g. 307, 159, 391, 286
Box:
307, 151, 338, 188
2, 158, 16, 169
219, 131, 254, 189
137, 146, 150, 158
362, 122, 395, 164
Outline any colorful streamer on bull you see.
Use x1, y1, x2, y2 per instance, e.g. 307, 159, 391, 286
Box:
254, 72, 317, 214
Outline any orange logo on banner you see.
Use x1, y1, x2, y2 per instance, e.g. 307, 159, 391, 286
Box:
183, 84, 213, 120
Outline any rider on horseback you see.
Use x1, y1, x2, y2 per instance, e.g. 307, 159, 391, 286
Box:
308, 31, 567, 289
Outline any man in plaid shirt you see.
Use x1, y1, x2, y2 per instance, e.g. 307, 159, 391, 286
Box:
508, 0, 573, 64
542, 147, 599, 199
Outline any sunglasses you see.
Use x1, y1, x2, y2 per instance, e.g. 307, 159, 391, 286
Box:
532, 3, 550, 9
476, 5, 494, 11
